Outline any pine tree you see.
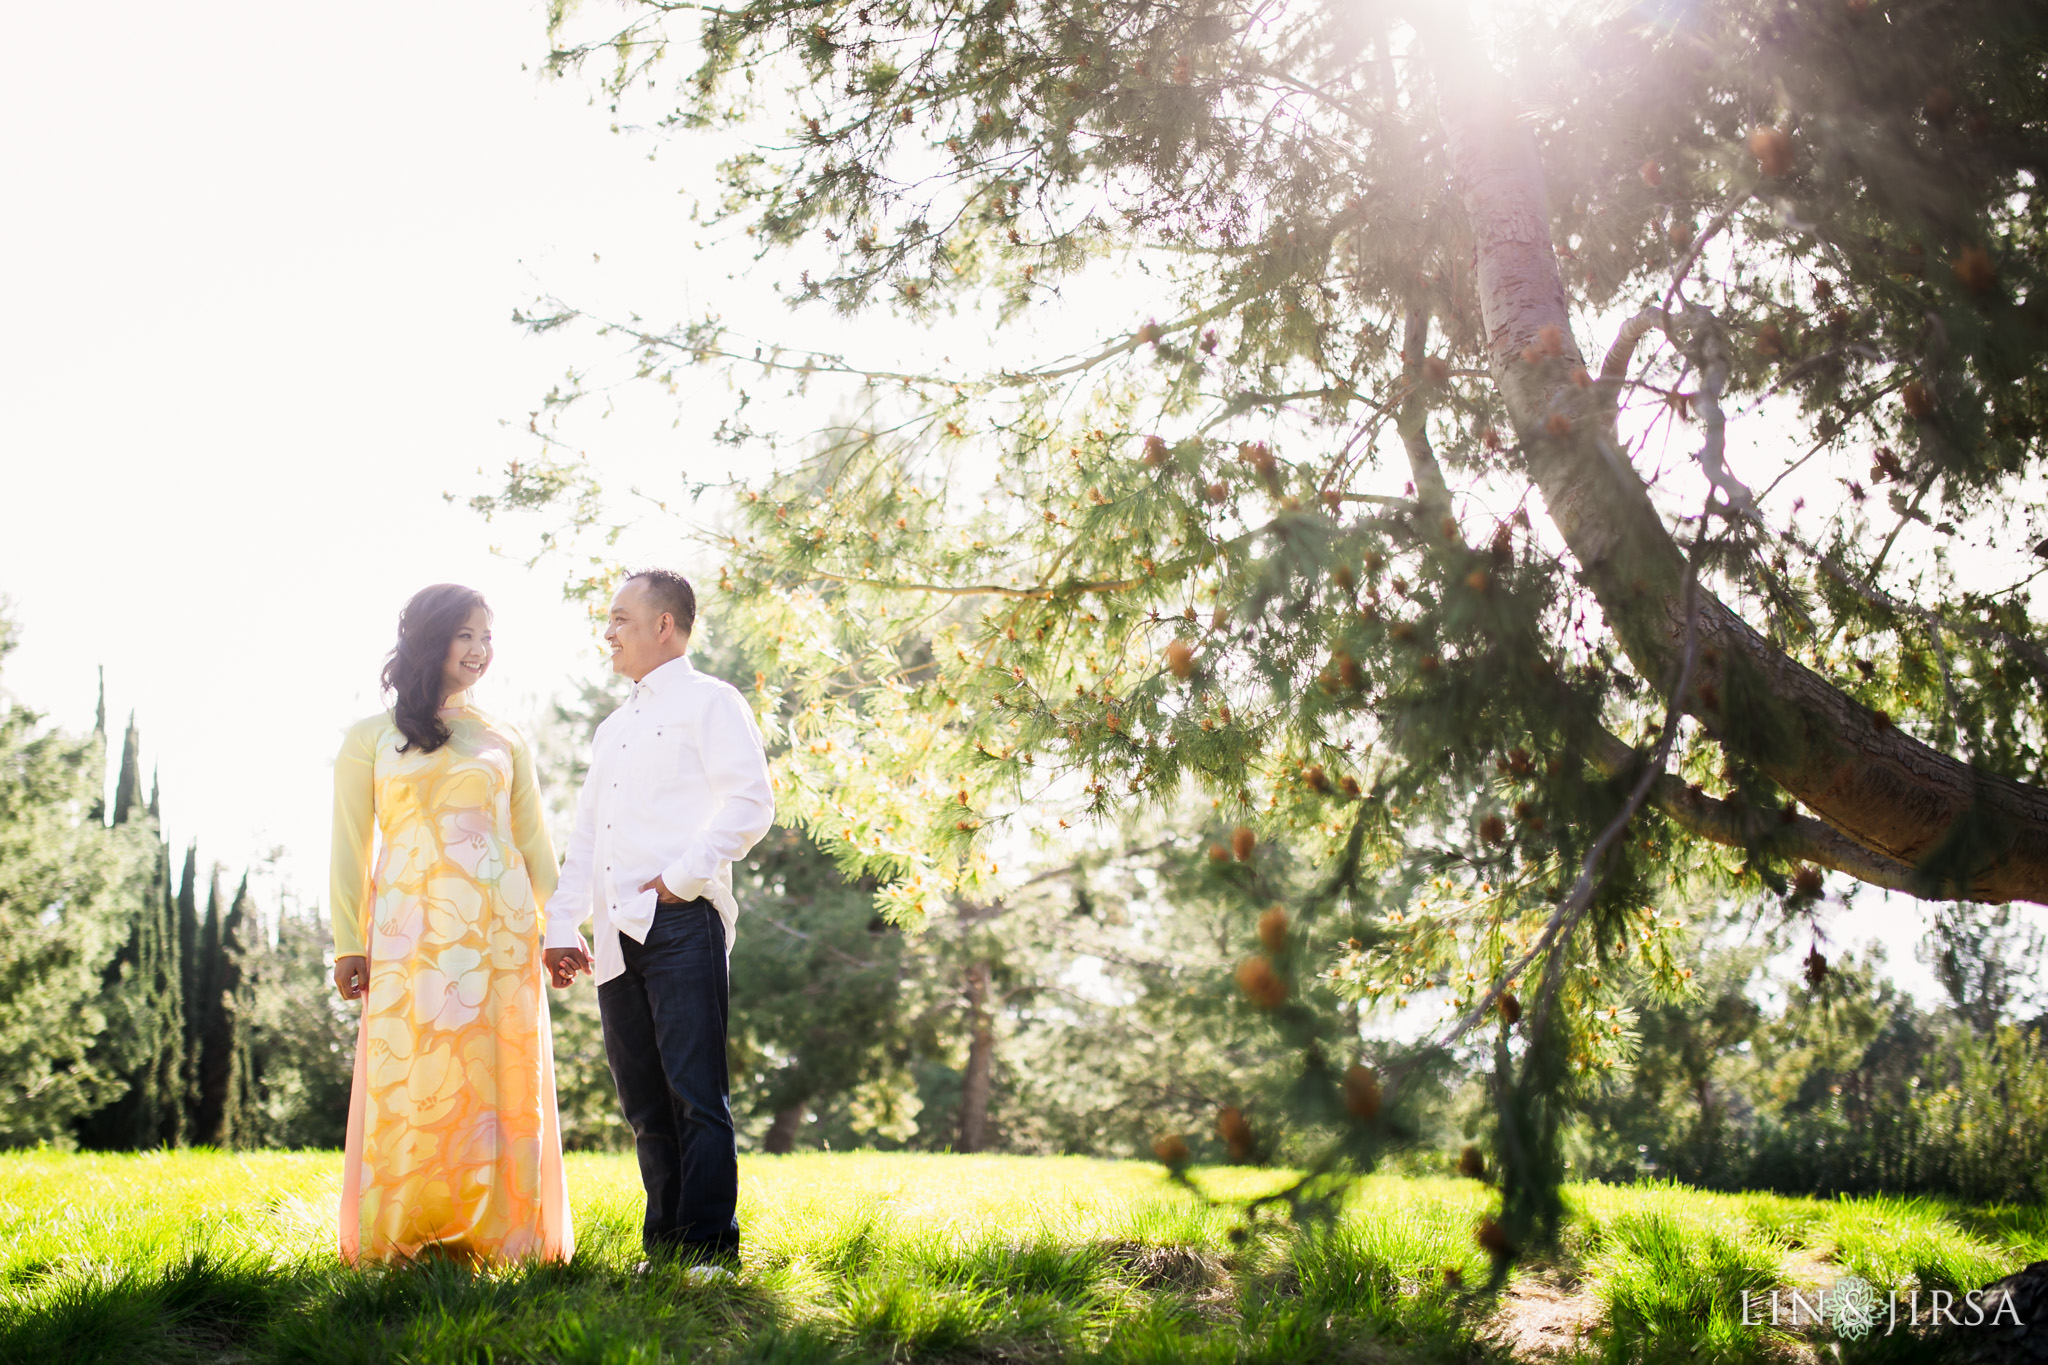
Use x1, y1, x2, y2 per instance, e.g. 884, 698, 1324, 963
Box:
726, 828, 916, 1152
498, 0, 2048, 1257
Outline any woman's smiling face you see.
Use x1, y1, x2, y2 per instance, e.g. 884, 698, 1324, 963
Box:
440, 605, 493, 701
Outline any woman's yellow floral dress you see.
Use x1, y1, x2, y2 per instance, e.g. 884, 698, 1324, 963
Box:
329, 694, 573, 1263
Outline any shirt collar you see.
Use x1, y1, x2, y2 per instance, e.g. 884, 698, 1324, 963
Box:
439, 689, 476, 712
634, 654, 694, 696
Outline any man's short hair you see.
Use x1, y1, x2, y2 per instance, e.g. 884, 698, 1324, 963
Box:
626, 568, 697, 639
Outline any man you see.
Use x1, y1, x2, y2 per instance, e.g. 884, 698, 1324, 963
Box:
543, 568, 775, 1274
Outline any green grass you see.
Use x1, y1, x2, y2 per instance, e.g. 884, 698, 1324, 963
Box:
0, 1152, 2039, 1364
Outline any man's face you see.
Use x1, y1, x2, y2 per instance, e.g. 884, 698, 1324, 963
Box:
604, 577, 670, 681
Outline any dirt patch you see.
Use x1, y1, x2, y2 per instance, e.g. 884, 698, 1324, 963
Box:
1103, 1241, 1227, 1294
1480, 1270, 1602, 1360
1778, 1247, 1835, 1293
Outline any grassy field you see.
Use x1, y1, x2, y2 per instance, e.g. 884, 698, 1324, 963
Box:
2, 1151, 2043, 1364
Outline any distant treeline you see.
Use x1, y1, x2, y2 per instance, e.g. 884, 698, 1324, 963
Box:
1, 612, 352, 1150
1569, 921, 2048, 1206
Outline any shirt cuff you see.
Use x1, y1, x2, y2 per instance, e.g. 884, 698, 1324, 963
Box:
544, 905, 588, 951
661, 849, 711, 904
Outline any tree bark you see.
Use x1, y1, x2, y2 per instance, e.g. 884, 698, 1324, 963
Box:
1587, 726, 1922, 893
1430, 67, 2048, 905
763, 1103, 806, 1154
957, 959, 994, 1152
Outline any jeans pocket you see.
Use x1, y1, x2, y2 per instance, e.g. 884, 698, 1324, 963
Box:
646, 902, 714, 955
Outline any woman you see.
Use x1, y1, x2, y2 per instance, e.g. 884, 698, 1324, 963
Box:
329, 583, 573, 1263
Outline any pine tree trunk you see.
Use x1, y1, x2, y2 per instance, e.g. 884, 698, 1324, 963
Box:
1429, 58, 2048, 905
957, 960, 994, 1153
763, 1104, 807, 1154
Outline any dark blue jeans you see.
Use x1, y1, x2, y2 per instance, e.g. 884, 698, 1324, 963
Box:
599, 897, 739, 1263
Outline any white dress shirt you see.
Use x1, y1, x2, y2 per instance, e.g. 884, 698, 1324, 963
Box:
545, 654, 776, 985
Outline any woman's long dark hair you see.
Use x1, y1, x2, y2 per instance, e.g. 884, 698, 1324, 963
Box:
382, 584, 489, 754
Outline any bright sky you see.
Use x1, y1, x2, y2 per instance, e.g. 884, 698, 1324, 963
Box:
0, 0, 730, 907
0, 0, 2003, 1006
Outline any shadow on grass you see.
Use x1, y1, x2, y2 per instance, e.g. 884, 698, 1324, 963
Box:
2, 1249, 286, 1365
0, 1229, 1502, 1365
10, 1222, 2013, 1365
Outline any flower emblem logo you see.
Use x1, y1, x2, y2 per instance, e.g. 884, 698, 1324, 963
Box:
1829, 1275, 1879, 1340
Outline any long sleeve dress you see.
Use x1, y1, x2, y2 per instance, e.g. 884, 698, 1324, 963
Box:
328, 693, 574, 1264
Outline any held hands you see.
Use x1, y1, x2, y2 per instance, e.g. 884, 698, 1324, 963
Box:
543, 938, 594, 990
339, 942, 595, 991
540, 880, 670, 990
343, 947, 591, 993
333, 955, 369, 1001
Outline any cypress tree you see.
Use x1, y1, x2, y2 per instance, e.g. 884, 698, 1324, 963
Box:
86, 669, 106, 825
109, 714, 141, 829
146, 841, 186, 1147
176, 843, 201, 1123
191, 869, 226, 1143
191, 868, 256, 1146
133, 762, 184, 1147
218, 875, 257, 1145
72, 720, 183, 1148
122, 839, 185, 1148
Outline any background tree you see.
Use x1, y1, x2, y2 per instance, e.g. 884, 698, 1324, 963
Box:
487, 0, 2048, 1253
69, 717, 186, 1152
1920, 899, 2047, 1036
189, 871, 258, 1146
528, 666, 935, 1151
0, 602, 334, 1151
0, 613, 148, 1146
1569, 933, 1767, 1187
177, 841, 202, 1119
242, 899, 357, 1150
729, 826, 916, 1153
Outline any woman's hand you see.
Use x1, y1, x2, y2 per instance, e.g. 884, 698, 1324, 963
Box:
543, 937, 593, 989
333, 955, 369, 1001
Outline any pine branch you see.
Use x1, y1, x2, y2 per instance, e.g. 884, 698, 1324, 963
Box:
802, 569, 1142, 600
